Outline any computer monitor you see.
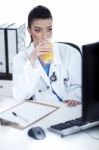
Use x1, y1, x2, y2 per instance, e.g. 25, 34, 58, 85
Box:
48, 41, 99, 137
82, 41, 99, 123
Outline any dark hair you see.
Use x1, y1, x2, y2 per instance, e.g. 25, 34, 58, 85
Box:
28, 5, 53, 28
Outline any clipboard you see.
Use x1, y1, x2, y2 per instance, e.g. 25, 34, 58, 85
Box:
0, 100, 59, 129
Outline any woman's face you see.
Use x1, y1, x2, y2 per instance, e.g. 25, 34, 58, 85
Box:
28, 18, 53, 46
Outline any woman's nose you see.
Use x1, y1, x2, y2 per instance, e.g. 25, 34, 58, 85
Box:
41, 31, 47, 40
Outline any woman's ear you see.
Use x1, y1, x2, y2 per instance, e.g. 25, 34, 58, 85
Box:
27, 27, 32, 35
27, 27, 33, 43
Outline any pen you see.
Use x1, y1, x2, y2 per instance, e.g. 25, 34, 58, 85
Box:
12, 112, 29, 123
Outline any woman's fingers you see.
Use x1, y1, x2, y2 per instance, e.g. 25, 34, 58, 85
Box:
64, 100, 81, 107
29, 40, 53, 64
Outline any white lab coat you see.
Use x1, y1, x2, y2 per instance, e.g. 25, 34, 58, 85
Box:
12, 42, 81, 102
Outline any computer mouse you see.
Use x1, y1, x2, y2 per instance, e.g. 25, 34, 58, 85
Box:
28, 126, 46, 140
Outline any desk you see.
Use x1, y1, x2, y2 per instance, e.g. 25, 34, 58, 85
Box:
0, 97, 99, 150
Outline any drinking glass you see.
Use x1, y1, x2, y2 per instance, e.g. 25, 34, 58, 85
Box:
41, 39, 54, 64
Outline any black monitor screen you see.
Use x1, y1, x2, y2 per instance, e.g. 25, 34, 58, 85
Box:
82, 42, 99, 122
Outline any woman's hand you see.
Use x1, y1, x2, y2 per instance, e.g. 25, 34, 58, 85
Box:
28, 40, 53, 65
64, 100, 81, 107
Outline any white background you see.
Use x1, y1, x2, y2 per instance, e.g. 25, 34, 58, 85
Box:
0, 0, 99, 46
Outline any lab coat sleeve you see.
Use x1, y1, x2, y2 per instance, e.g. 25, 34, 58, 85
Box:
12, 54, 41, 101
63, 48, 82, 101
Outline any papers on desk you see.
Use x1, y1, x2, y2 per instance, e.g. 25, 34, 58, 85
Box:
0, 100, 59, 129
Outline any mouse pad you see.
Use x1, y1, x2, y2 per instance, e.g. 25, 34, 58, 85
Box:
0, 100, 59, 129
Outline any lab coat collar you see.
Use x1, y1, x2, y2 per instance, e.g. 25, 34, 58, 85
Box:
53, 42, 61, 65
49, 43, 61, 79
36, 59, 51, 86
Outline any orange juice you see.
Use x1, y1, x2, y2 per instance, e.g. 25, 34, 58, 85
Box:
42, 42, 53, 64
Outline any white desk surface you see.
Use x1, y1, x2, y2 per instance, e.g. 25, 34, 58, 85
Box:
0, 97, 99, 150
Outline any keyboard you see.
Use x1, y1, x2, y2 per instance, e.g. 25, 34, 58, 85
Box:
48, 117, 99, 137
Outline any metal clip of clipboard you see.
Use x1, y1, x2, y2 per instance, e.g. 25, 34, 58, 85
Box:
0, 118, 20, 128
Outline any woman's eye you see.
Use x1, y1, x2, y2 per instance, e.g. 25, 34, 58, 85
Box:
34, 29, 41, 32
48, 28, 52, 32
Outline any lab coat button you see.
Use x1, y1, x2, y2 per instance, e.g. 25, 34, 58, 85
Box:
46, 86, 50, 89
38, 89, 42, 92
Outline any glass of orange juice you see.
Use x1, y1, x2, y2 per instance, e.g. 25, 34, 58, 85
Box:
41, 39, 54, 64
